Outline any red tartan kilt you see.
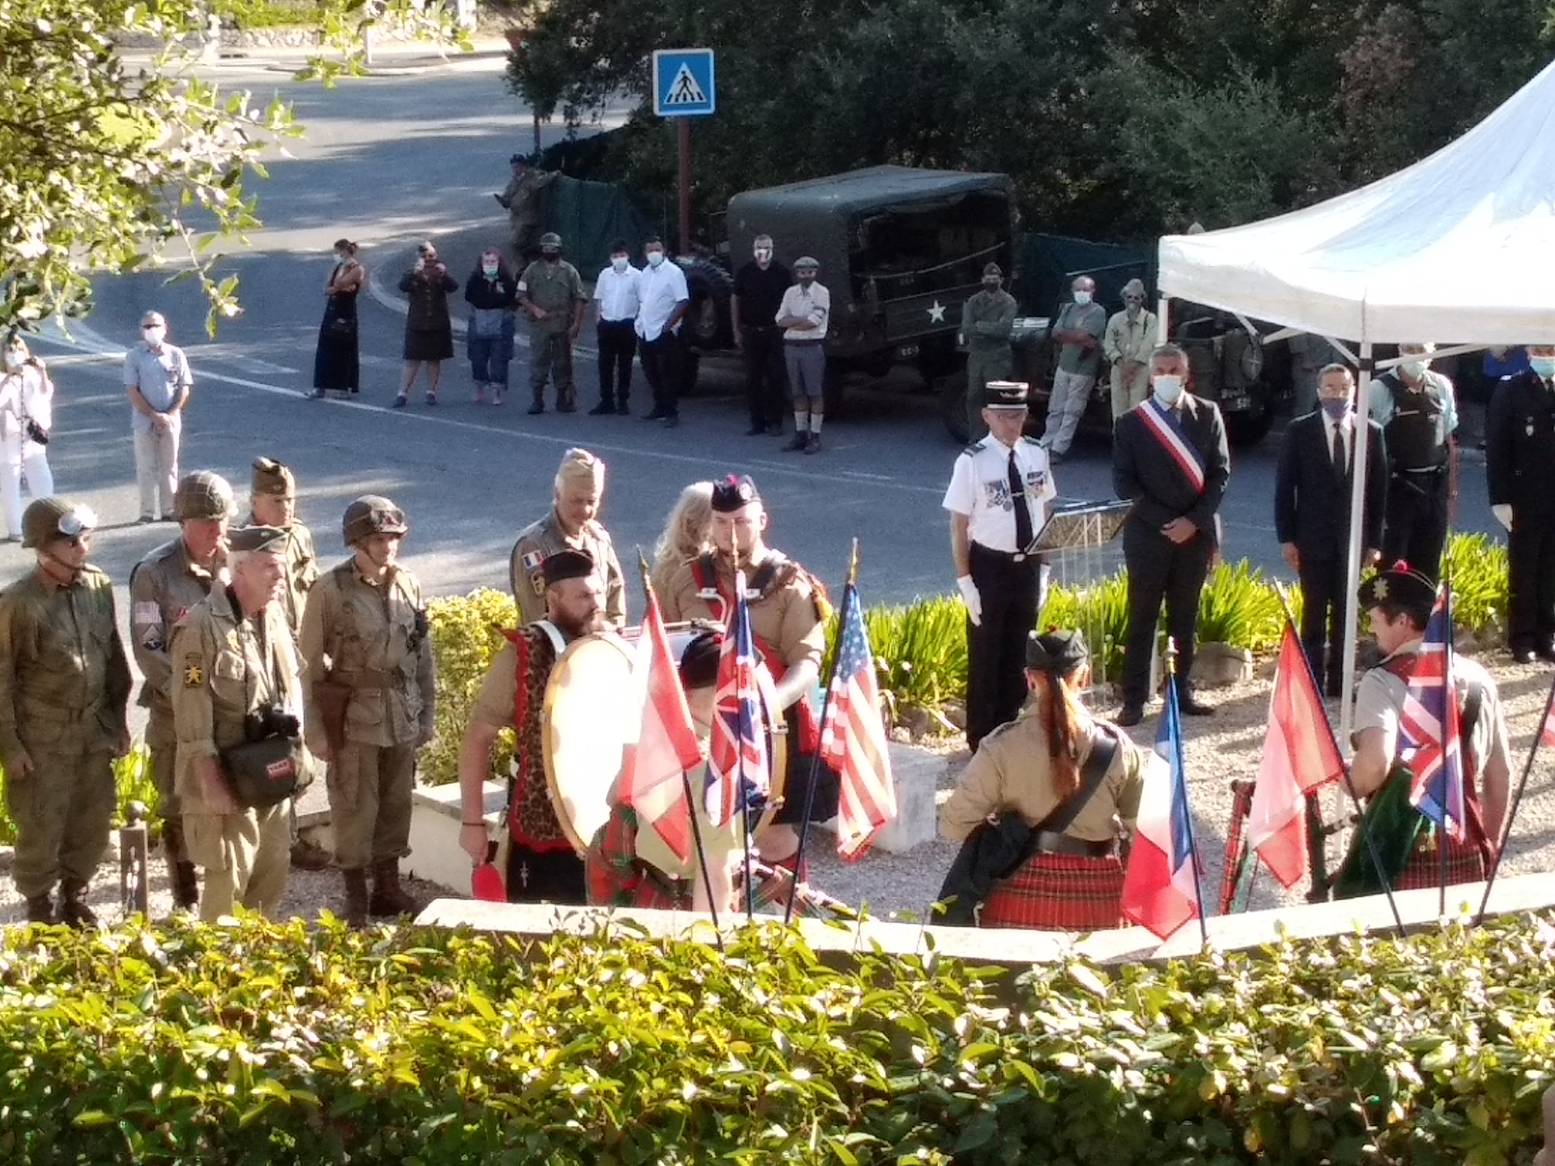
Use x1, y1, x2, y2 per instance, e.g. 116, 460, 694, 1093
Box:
1395, 833, 1487, 891
979, 853, 1127, 931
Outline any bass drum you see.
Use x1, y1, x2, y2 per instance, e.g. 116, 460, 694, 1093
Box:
542, 632, 638, 856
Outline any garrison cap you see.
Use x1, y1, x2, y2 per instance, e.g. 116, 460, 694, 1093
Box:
342, 495, 408, 547
1026, 628, 1089, 673
22, 497, 97, 548
174, 471, 236, 521
982, 262, 1003, 278
793, 255, 819, 271
710, 474, 760, 513
251, 457, 295, 498
1358, 563, 1436, 617
984, 380, 1030, 410
228, 525, 289, 555
541, 548, 595, 588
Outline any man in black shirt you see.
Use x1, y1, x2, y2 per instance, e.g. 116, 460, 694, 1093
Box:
731, 234, 792, 436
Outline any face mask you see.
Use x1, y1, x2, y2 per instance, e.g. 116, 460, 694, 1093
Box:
982, 279, 1000, 291
482, 262, 500, 277
1074, 290, 1092, 305
1399, 358, 1429, 380
611, 256, 629, 273
143, 325, 166, 346
1152, 374, 1184, 405
646, 251, 665, 268
1320, 398, 1351, 420
335, 252, 349, 263
1531, 357, 1555, 379
3, 351, 22, 371
541, 250, 560, 262
754, 248, 772, 263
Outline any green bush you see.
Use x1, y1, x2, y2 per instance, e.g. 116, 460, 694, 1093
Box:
0, 745, 157, 847
1446, 532, 1510, 642
862, 596, 968, 714
1197, 560, 1288, 656
1042, 571, 1131, 682
420, 588, 517, 787
0, 913, 1550, 1163
210, 0, 325, 29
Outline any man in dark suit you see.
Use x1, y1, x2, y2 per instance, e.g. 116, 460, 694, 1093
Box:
1486, 343, 1555, 664
1275, 363, 1386, 696
1112, 343, 1231, 726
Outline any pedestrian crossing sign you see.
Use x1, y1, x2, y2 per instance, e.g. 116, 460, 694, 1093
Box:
653, 49, 716, 117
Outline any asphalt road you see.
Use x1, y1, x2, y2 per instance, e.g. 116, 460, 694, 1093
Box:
8, 57, 1502, 618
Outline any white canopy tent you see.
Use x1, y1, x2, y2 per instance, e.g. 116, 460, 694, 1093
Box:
1155, 55, 1555, 747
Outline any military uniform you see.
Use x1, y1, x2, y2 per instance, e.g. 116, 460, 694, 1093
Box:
1367, 368, 1458, 579
0, 558, 131, 920
169, 575, 299, 921
960, 276, 1017, 440
497, 165, 558, 260
508, 510, 626, 628
517, 253, 588, 411
1486, 369, 1555, 657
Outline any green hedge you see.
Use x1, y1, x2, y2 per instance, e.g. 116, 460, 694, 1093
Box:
0, 913, 1550, 1163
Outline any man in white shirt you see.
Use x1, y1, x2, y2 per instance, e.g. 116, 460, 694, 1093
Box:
590, 239, 641, 416
942, 381, 1058, 749
633, 235, 690, 428
123, 310, 194, 523
775, 256, 830, 454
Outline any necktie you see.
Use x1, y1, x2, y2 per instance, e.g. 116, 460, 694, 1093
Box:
1331, 422, 1344, 473
1008, 450, 1033, 550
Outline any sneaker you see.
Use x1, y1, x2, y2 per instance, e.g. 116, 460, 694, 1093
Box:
783, 431, 809, 452
804, 432, 822, 454
587, 401, 615, 416
392, 395, 407, 409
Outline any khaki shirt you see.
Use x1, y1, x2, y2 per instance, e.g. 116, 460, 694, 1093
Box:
939, 711, 1145, 844
246, 513, 319, 637
517, 259, 587, 335
170, 586, 302, 812
0, 565, 132, 764
129, 538, 221, 716
1353, 645, 1510, 781
1103, 308, 1157, 368
508, 511, 627, 628
298, 560, 437, 751
961, 289, 1017, 352
659, 550, 825, 673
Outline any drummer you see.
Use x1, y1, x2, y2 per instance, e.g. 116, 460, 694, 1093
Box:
457, 548, 603, 903
660, 474, 836, 874
584, 633, 849, 916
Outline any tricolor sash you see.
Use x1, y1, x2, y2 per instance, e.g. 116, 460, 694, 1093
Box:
1137, 398, 1206, 494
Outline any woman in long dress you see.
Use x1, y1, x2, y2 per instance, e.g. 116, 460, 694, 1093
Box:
312, 239, 366, 398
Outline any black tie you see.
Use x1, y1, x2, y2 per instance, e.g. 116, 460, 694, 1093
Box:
1331, 422, 1344, 474
1008, 450, 1033, 550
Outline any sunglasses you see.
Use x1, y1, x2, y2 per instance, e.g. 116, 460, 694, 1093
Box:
141, 323, 162, 330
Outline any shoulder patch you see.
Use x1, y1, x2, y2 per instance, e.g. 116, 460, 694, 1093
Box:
530, 571, 545, 597
182, 656, 205, 688
521, 549, 545, 571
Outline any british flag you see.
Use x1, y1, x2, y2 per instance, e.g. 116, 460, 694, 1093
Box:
706, 573, 771, 827
1399, 586, 1467, 841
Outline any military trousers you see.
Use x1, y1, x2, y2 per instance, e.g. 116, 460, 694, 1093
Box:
965, 347, 1013, 442
186, 802, 291, 922
4, 747, 115, 899
327, 741, 416, 871
528, 331, 576, 408
146, 711, 186, 828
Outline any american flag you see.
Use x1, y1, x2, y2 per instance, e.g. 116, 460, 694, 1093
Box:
819, 585, 896, 861
1541, 679, 1555, 749
706, 573, 770, 827
1399, 586, 1467, 841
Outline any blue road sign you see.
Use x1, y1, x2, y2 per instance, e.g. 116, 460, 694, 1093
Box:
653, 49, 716, 118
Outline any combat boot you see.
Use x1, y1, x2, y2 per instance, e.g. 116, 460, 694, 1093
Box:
59, 880, 98, 929
368, 859, 421, 918
24, 892, 54, 924
341, 868, 370, 928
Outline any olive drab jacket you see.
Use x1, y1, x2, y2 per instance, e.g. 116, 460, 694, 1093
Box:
129, 539, 222, 718
0, 566, 132, 765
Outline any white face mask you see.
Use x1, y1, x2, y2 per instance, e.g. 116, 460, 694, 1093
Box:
1399, 358, 1430, 380
482, 262, 500, 277
611, 256, 629, 273
3, 351, 23, 371
143, 325, 166, 346
754, 247, 772, 264
646, 251, 665, 268
1152, 374, 1185, 405
1073, 290, 1093, 305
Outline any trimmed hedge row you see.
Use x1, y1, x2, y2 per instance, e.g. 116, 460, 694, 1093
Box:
0, 913, 1550, 1163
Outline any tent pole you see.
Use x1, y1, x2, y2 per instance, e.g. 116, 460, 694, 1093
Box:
1338, 340, 1374, 759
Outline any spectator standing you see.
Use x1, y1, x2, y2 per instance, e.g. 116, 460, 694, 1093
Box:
1102, 279, 1156, 420
960, 262, 1018, 442
731, 235, 792, 436
776, 256, 830, 454
311, 239, 365, 399
464, 248, 518, 406
518, 232, 588, 415
1367, 341, 1458, 579
123, 310, 193, 523
635, 237, 691, 428
1486, 343, 1555, 663
590, 240, 641, 416
1040, 275, 1106, 461
649, 480, 713, 598
0, 334, 54, 542
395, 242, 457, 408
494, 154, 558, 264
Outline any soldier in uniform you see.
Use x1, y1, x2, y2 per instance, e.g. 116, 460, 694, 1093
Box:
959, 262, 1018, 442
169, 526, 301, 921
457, 549, 604, 903
1112, 344, 1230, 726
0, 500, 132, 924
508, 447, 626, 628
299, 496, 436, 926
493, 154, 558, 264
942, 382, 1057, 751
660, 474, 835, 870
1367, 342, 1459, 579
245, 457, 317, 638
129, 470, 235, 909
1486, 343, 1555, 664
517, 231, 588, 414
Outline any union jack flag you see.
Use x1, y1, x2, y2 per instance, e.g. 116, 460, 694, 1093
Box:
706, 573, 771, 827
1399, 586, 1467, 841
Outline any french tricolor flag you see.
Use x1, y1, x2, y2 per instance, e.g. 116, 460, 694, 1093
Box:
1122, 682, 1203, 940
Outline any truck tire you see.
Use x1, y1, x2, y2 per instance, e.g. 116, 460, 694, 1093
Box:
679, 258, 734, 350
1224, 402, 1273, 447
682, 348, 701, 397
938, 369, 970, 443
823, 364, 847, 417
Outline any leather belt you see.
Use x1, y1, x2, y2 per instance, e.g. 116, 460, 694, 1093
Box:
972, 541, 1031, 564
1034, 831, 1117, 858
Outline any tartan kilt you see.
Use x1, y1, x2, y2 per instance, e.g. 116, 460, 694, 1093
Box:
1394, 831, 1486, 891
979, 853, 1127, 931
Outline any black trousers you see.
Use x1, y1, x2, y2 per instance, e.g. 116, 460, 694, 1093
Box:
965, 542, 1041, 750
741, 326, 787, 426
1381, 468, 1449, 579
596, 319, 636, 405
1121, 520, 1213, 708
1297, 551, 1346, 691
505, 841, 585, 905
1508, 507, 1555, 652
639, 331, 683, 416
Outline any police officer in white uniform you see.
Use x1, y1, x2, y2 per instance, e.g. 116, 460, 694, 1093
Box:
943, 381, 1057, 750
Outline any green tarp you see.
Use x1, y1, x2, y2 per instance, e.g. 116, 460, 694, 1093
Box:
539, 175, 661, 276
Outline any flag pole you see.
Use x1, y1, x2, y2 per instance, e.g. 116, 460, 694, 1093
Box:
1474, 668, 1555, 925
1439, 572, 1454, 919
735, 570, 755, 925
784, 537, 858, 925
637, 550, 723, 949
1273, 583, 1406, 936
1163, 637, 1210, 949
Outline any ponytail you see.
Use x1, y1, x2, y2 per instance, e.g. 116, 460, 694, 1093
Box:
1035, 670, 1089, 799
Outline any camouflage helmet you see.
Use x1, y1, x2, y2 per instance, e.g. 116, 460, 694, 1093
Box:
342, 495, 408, 547
538, 231, 562, 250
173, 471, 236, 521
21, 497, 97, 549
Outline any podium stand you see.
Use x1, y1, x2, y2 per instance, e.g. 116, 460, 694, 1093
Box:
1028, 499, 1131, 689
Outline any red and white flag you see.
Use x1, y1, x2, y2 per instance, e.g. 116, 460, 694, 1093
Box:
819, 583, 896, 861
620, 589, 704, 863
1245, 623, 1345, 888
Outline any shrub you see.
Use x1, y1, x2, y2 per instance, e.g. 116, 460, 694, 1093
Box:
1196, 560, 1288, 655
861, 596, 968, 715
420, 588, 518, 787
1042, 571, 1131, 682
1446, 532, 1510, 642
0, 913, 1550, 1163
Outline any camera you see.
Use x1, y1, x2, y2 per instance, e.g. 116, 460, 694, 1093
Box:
244, 703, 300, 742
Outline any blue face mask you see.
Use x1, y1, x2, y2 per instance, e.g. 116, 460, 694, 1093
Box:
1320, 398, 1351, 420
1531, 356, 1555, 379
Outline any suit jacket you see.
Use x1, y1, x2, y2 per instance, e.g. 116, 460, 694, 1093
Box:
1486, 370, 1555, 513
1274, 411, 1386, 559
1112, 394, 1230, 535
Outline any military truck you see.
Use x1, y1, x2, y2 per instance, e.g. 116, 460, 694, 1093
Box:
677, 165, 1016, 411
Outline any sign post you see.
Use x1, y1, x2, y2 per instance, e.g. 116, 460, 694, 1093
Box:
652, 48, 716, 256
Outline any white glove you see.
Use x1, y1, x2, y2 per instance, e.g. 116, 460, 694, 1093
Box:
1493, 503, 1513, 531
957, 574, 982, 626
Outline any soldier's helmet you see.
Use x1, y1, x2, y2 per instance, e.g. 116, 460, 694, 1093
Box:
173, 471, 236, 521
342, 495, 408, 547
539, 232, 563, 250
21, 497, 98, 548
